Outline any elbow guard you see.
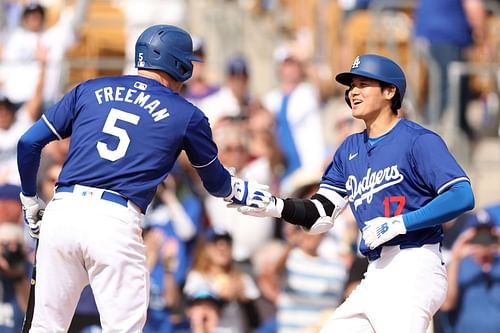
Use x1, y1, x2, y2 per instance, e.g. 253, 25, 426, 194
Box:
281, 188, 348, 234
304, 188, 348, 234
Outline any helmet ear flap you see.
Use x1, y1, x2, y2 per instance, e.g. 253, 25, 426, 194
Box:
344, 89, 352, 108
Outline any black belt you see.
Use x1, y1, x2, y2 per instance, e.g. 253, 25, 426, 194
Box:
56, 185, 128, 208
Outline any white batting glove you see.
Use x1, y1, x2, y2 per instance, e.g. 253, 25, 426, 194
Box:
362, 215, 407, 250
224, 176, 271, 209
19, 193, 46, 239
238, 196, 284, 218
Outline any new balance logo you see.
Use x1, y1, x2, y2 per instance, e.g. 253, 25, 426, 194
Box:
376, 222, 389, 237
349, 152, 358, 160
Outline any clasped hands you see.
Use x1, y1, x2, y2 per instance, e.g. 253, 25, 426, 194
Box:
225, 177, 282, 218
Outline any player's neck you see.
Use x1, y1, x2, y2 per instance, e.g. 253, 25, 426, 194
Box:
137, 69, 182, 92
365, 113, 400, 138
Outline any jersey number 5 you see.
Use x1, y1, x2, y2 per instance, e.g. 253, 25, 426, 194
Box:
383, 196, 406, 217
97, 108, 140, 161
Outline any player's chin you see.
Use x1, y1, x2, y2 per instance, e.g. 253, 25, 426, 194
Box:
350, 105, 364, 119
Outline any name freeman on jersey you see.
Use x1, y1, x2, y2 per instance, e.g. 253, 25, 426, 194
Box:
94, 86, 170, 122
346, 165, 404, 209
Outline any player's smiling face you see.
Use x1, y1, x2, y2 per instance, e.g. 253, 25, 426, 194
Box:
348, 76, 394, 121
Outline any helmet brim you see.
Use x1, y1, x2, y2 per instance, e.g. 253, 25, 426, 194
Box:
335, 72, 354, 86
335, 70, 398, 88
188, 54, 204, 63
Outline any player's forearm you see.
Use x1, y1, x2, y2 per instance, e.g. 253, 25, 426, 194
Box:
17, 120, 56, 195
280, 189, 346, 231
403, 181, 474, 231
280, 197, 321, 229
195, 158, 232, 197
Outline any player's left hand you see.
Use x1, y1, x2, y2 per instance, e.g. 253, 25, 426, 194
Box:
362, 215, 407, 250
224, 176, 271, 209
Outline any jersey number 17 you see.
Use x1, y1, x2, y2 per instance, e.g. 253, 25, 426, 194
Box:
383, 195, 405, 217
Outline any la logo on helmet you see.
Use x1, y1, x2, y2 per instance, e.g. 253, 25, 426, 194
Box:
352, 56, 360, 69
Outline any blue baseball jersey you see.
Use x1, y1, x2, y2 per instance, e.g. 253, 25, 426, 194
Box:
42, 75, 230, 212
321, 119, 469, 259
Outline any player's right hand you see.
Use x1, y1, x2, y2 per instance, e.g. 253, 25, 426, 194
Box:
238, 196, 284, 218
224, 176, 271, 209
19, 193, 46, 239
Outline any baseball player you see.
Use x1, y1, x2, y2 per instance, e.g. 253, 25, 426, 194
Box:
17, 24, 269, 332
237, 54, 475, 332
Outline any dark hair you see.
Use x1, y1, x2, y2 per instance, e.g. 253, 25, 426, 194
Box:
22, 3, 46, 19
379, 82, 401, 114
0, 96, 15, 112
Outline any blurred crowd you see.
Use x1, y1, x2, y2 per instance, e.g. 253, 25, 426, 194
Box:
0, 1, 499, 333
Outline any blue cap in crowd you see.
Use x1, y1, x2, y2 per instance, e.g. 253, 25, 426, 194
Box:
467, 209, 499, 245
226, 55, 248, 77
0, 184, 21, 201
467, 209, 496, 229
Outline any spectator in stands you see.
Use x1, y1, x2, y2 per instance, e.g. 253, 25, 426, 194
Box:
204, 119, 275, 273
142, 221, 185, 333
146, 175, 199, 254
182, 36, 220, 108
0, 183, 22, 224
251, 239, 287, 333
0, 0, 23, 44
184, 232, 261, 333
38, 160, 61, 202
0, 48, 45, 187
0, 214, 30, 332
438, 210, 500, 333
199, 54, 252, 126
413, 0, 489, 141
0, 0, 89, 110
263, 51, 326, 192
245, 99, 284, 193
274, 223, 348, 333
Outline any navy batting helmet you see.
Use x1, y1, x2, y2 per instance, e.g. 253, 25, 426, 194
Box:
336, 54, 406, 109
135, 25, 202, 82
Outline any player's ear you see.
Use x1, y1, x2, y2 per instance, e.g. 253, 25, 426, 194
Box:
344, 89, 352, 108
383, 85, 397, 101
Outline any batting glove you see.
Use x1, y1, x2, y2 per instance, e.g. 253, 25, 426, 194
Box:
225, 176, 271, 209
19, 193, 46, 239
237, 196, 283, 218
362, 215, 407, 250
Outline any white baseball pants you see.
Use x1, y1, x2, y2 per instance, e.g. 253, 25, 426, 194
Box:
30, 186, 149, 332
319, 243, 447, 333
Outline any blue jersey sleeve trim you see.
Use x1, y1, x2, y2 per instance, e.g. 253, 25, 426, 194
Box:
403, 180, 474, 231
41, 114, 63, 140
18, 119, 58, 195
191, 156, 217, 169
195, 158, 232, 197
437, 177, 469, 194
